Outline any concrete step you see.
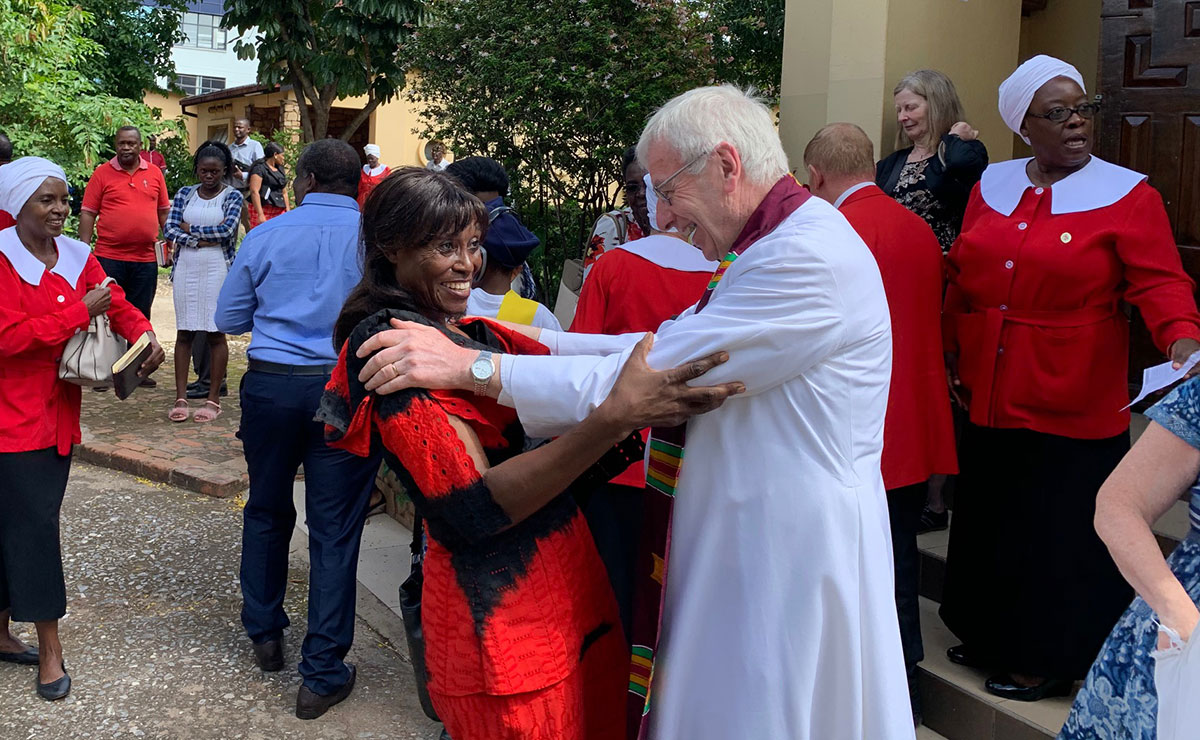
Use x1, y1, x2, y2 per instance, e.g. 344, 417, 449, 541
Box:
918, 597, 1070, 740
917, 726, 950, 740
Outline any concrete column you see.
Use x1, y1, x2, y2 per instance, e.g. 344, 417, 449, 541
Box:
280, 98, 301, 143
780, 0, 1023, 168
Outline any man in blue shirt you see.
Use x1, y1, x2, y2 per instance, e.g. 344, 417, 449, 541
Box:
215, 139, 379, 721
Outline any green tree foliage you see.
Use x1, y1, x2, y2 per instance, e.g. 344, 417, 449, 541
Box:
223, 0, 422, 143
0, 0, 183, 184
707, 0, 785, 104
77, 0, 187, 100
404, 0, 716, 296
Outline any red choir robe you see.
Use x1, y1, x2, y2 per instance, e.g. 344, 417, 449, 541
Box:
839, 184, 958, 489
357, 164, 391, 208
570, 233, 716, 487
945, 156, 1200, 439
0, 211, 13, 230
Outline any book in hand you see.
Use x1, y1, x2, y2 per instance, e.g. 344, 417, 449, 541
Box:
112, 333, 153, 400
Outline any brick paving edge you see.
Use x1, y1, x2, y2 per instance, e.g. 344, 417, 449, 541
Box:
77, 440, 248, 498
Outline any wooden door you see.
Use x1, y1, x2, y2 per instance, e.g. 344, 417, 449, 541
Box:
1098, 0, 1200, 382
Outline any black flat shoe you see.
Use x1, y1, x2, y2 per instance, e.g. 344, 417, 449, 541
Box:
984, 674, 1072, 702
917, 506, 949, 534
946, 644, 987, 669
252, 639, 284, 672
36, 663, 70, 701
296, 664, 356, 720
0, 646, 39, 665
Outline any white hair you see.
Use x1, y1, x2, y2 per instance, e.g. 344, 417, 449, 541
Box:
636, 85, 789, 186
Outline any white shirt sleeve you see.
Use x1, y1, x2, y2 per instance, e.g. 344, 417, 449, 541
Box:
532, 304, 563, 333
503, 253, 850, 437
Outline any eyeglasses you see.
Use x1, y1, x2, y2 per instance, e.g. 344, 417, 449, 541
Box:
651, 151, 709, 207
1026, 103, 1101, 124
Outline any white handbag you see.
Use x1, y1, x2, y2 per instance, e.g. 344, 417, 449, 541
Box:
58, 277, 127, 386
1153, 622, 1200, 740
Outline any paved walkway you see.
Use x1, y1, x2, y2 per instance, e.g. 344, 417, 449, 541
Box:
0, 463, 439, 739
78, 275, 249, 498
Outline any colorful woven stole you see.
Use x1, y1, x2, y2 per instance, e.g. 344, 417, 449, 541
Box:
625, 175, 810, 739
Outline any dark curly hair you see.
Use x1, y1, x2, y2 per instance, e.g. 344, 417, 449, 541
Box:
445, 156, 509, 196
333, 167, 489, 348
193, 140, 237, 186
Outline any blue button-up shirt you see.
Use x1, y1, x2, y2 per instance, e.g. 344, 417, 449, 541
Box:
215, 192, 362, 365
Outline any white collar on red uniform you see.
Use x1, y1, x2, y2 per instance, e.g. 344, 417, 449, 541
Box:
614, 233, 719, 273
833, 181, 875, 209
980, 155, 1146, 217
0, 226, 90, 287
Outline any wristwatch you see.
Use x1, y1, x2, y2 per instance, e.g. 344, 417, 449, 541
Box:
470, 351, 495, 396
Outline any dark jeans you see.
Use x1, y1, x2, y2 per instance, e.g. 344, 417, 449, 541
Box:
192, 334, 211, 387
237, 369, 380, 695
887, 481, 927, 717
95, 256, 157, 321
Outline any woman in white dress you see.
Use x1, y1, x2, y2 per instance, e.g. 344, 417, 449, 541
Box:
162, 141, 243, 423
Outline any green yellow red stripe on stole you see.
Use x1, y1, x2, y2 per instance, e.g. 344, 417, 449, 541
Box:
704, 251, 739, 292
645, 439, 684, 495
629, 645, 654, 707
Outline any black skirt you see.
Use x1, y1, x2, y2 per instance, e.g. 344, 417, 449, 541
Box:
0, 447, 72, 621
939, 423, 1134, 679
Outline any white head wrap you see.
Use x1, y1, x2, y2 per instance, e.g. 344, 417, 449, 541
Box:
363, 144, 381, 157
998, 55, 1087, 144
0, 157, 67, 217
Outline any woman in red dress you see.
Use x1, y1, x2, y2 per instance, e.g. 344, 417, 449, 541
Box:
939, 55, 1200, 702
319, 168, 723, 740
356, 144, 390, 208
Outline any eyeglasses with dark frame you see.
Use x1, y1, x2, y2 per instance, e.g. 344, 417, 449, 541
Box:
651, 151, 710, 207
1026, 102, 1101, 124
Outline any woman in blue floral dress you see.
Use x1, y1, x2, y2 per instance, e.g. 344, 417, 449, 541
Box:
1060, 376, 1200, 739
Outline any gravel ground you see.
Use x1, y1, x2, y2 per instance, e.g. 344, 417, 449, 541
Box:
0, 463, 441, 740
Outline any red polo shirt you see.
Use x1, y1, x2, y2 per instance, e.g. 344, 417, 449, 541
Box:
140, 150, 166, 171
80, 157, 170, 262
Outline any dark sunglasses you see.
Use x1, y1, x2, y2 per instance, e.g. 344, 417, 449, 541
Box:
1026, 102, 1101, 124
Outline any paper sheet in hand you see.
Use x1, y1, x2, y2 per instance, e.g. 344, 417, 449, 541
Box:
1123, 350, 1200, 410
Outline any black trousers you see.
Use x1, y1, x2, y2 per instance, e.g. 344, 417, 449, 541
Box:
582, 483, 644, 642
238, 369, 380, 695
191, 333, 211, 387
0, 447, 72, 622
887, 482, 927, 713
95, 256, 157, 321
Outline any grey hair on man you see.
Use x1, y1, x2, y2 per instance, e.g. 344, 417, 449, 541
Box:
636, 85, 789, 186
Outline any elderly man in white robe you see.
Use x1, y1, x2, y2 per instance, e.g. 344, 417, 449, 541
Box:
353, 85, 914, 740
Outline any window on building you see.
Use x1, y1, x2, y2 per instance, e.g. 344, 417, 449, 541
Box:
178, 12, 227, 50
177, 74, 227, 96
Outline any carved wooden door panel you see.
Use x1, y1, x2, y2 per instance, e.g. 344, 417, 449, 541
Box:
1098, 0, 1200, 382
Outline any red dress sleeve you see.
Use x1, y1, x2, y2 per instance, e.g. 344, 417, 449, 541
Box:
0, 271, 90, 357
1114, 183, 1200, 353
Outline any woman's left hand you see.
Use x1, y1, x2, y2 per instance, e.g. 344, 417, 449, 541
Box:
139, 332, 166, 378
1169, 337, 1200, 378
949, 122, 979, 141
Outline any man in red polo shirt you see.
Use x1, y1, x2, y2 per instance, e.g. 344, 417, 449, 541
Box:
78, 125, 170, 324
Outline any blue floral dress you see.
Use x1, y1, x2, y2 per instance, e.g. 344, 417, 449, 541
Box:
1059, 377, 1200, 739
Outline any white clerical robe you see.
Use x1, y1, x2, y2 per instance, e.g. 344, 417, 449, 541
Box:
499, 197, 914, 740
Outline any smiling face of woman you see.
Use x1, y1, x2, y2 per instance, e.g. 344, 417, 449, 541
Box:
894, 88, 930, 148
389, 225, 483, 319
1022, 76, 1093, 172
17, 177, 70, 241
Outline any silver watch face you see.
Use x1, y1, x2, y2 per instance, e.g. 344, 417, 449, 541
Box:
471, 356, 494, 382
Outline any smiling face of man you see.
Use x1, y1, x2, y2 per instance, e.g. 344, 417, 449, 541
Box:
644, 141, 749, 262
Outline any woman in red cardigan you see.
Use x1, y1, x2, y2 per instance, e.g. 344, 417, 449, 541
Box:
0, 158, 164, 700
939, 56, 1200, 703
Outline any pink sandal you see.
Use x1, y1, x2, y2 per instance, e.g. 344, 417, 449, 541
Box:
168, 399, 190, 422
193, 401, 222, 423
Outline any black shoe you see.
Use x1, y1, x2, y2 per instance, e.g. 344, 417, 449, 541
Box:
36, 663, 70, 701
946, 644, 987, 669
186, 380, 201, 392
0, 645, 39, 665
186, 385, 211, 399
139, 377, 157, 388
984, 674, 1073, 702
439, 730, 452, 740
251, 639, 284, 672
296, 664, 356, 720
917, 506, 949, 534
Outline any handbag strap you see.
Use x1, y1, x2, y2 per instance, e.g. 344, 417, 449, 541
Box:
410, 514, 424, 565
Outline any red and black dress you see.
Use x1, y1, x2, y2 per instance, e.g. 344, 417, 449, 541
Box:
320, 309, 626, 740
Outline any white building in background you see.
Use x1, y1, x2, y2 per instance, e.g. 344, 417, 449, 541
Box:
148, 0, 258, 96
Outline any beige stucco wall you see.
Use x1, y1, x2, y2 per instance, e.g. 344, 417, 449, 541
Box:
143, 90, 197, 147
369, 94, 432, 169
780, 0, 1024, 171
1019, 0, 1101, 95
